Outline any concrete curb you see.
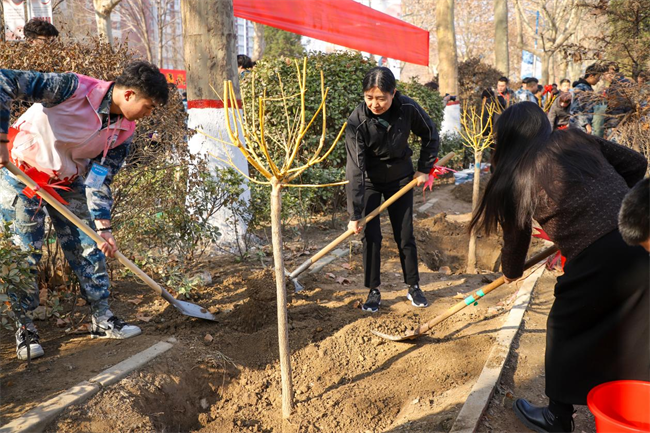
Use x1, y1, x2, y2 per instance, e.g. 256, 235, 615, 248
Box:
449, 266, 546, 433
0, 340, 174, 433
308, 247, 348, 274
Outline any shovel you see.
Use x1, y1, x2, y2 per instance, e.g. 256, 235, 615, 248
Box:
288, 152, 455, 290
371, 245, 559, 341
5, 162, 217, 322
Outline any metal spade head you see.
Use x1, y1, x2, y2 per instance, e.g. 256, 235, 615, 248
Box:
171, 299, 218, 321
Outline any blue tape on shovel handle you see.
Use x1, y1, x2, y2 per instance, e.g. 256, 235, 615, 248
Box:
464, 295, 477, 306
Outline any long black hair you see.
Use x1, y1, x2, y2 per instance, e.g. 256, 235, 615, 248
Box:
362, 67, 396, 93
469, 101, 603, 234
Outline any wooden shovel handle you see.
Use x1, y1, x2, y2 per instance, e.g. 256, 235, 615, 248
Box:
407, 245, 559, 338
5, 162, 164, 295
289, 152, 455, 279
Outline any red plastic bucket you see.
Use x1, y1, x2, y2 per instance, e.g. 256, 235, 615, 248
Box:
587, 380, 650, 432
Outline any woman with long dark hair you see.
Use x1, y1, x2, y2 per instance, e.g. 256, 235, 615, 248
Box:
470, 102, 649, 432
345, 67, 440, 312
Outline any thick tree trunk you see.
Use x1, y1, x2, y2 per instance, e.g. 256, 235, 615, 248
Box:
94, 11, 112, 43
93, 0, 122, 45
253, 22, 265, 61
467, 150, 482, 273
181, 0, 250, 246
435, 0, 458, 96
494, 0, 509, 76
270, 179, 294, 418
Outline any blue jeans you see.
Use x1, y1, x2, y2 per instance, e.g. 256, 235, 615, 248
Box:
0, 169, 110, 325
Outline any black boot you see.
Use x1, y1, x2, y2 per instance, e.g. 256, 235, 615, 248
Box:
513, 399, 574, 433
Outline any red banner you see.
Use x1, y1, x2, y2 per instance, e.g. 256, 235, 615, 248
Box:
233, 0, 429, 66
160, 69, 186, 89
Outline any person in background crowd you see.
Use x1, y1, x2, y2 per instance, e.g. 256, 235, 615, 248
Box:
547, 92, 572, 130
533, 84, 544, 105
619, 178, 650, 252
425, 81, 454, 105
345, 67, 440, 313
637, 71, 649, 86
23, 18, 59, 44
570, 63, 603, 134
0, 61, 169, 361
602, 62, 634, 139
516, 77, 539, 103
237, 54, 256, 77
470, 101, 649, 433
559, 78, 571, 93
489, 76, 515, 110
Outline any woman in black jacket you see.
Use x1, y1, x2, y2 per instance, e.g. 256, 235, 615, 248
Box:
345, 67, 440, 312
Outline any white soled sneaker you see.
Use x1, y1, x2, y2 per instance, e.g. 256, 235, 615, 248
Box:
91, 312, 142, 339
16, 323, 45, 361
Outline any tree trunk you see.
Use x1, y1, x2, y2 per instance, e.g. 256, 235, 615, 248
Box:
94, 10, 113, 43
541, 51, 551, 85
270, 179, 294, 418
435, 0, 458, 96
494, 0, 509, 76
467, 150, 482, 273
93, 0, 122, 45
253, 22, 265, 61
181, 0, 250, 246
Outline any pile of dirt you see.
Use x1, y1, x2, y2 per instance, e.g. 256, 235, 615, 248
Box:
415, 212, 503, 273
226, 268, 280, 333
451, 174, 490, 203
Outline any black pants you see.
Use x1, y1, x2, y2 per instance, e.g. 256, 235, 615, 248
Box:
362, 175, 419, 289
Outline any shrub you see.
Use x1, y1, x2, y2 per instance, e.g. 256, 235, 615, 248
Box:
0, 223, 36, 329
458, 58, 505, 109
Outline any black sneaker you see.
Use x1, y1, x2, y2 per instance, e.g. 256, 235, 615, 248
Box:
16, 323, 45, 361
362, 288, 381, 313
407, 285, 429, 308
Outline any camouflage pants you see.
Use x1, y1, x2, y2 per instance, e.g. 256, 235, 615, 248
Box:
0, 169, 110, 325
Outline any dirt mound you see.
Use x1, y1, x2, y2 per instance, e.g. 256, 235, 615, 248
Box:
415, 212, 502, 273
225, 268, 287, 334
451, 174, 490, 203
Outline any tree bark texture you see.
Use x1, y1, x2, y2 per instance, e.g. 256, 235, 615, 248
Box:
467, 150, 482, 273
494, 0, 509, 76
270, 180, 294, 419
253, 22, 265, 61
435, 0, 458, 96
93, 0, 122, 45
181, 0, 239, 101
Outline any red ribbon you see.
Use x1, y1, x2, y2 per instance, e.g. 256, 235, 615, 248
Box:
422, 158, 456, 198
21, 167, 71, 206
532, 227, 566, 270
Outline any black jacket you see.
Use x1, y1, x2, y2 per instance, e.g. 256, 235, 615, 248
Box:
547, 97, 571, 129
345, 92, 440, 220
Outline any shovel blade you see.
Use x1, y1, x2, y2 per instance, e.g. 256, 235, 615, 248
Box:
171, 299, 218, 321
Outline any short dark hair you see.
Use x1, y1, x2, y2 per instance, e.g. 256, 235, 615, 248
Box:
606, 61, 620, 73
560, 78, 570, 85
424, 81, 439, 91
585, 63, 603, 77
498, 76, 509, 84
23, 18, 59, 39
362, 66, 396, 93
237, 54, 256, 69
619, 178, 649, 246
115, 61, 169, 106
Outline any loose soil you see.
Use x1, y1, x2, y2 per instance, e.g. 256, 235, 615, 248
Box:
0, 183, 558, 432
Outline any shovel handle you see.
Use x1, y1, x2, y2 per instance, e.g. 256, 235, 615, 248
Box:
5, 162, 164, 295
289, 152, 455, 279
409, 245, 559, 337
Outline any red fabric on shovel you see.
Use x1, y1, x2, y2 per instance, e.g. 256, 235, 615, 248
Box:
233, 0, 429, 66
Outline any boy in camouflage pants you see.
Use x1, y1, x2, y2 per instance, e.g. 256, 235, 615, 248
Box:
0, 62, 169, 360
